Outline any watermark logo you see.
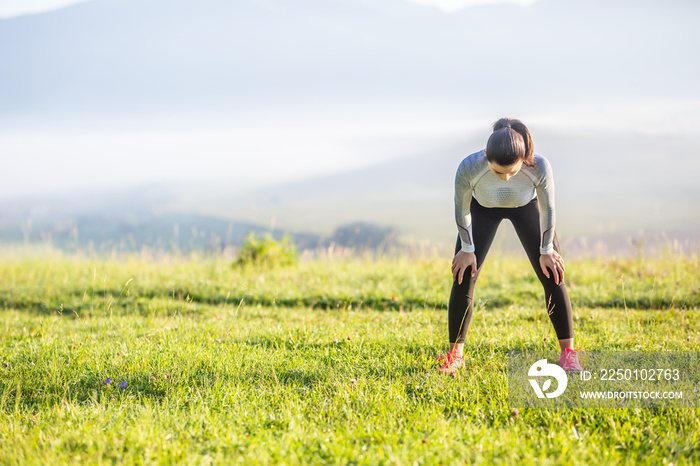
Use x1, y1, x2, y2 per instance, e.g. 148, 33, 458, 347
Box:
509, 351, 699, 408
528, 359, 567, 399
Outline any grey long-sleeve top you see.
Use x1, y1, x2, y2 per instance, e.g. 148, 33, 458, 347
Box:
454, 150, 556, 255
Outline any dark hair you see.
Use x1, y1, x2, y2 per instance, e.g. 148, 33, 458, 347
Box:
485, 117, 535, 167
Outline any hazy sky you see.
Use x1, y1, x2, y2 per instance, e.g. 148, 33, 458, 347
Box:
0, 0, 91, 18
0, 0, 542, 18
2, 0, 699, 201
0, 0, 552, 200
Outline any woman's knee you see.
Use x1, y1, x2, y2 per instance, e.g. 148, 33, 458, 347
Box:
452, 267, 479, 287
536, 266, 565, 288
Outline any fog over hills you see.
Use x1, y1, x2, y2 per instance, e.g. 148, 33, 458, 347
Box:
4, 126, 698, 255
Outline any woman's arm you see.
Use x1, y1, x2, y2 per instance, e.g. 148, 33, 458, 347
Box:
535, 156, 565, 284
454, 162, 475, 253
535, 157, 556, 255
453, 162, 478, 284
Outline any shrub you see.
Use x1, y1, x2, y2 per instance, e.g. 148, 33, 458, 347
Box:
234, 233, 298, 268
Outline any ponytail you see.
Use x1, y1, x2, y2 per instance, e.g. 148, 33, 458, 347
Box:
486, 117, 535, 167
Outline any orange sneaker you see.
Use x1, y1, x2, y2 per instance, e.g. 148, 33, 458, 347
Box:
559, 348, 584, 373
436, 349, 464, 374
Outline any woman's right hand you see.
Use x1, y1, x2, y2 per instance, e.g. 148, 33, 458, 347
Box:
452, 250, 477, 285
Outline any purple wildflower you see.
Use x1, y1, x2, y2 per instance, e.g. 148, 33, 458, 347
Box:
3, 362, 8, 368
119, 381, 128, 388
105, 377, 113, 384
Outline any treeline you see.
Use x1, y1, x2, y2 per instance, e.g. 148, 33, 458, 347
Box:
2, 212, 399, 256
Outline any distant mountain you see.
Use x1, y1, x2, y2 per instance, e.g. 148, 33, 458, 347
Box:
174, 129, 700, 244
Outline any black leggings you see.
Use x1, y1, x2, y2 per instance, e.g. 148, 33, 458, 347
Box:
448, 198, 574, 343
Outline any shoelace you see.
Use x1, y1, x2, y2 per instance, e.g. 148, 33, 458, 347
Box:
564, 349, 584, 366
444, 351, 463, 366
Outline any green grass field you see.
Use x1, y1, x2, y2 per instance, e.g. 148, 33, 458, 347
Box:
1, 250, 699, 465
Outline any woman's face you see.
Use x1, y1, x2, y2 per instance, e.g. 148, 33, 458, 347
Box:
488, 160, 523, 181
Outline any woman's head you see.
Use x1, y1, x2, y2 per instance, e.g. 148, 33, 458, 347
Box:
485, 117, 534, 168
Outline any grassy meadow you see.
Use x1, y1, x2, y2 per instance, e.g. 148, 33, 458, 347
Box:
0, 248, 699, 465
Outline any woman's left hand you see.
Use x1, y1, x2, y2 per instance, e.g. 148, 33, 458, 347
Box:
539, 252, 566, 285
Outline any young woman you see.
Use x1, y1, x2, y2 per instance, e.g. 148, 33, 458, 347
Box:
437, 117, 582, 374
